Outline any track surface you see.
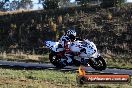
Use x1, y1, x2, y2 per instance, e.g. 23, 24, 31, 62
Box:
0, 60, 132, 75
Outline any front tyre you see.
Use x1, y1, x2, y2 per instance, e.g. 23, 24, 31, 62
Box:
49, 51, 66, 68
88, 56, 106, 71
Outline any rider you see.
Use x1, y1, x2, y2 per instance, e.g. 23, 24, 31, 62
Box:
59, 29, 76, 50
59, 29, 77, 64
59, 29, 96, 66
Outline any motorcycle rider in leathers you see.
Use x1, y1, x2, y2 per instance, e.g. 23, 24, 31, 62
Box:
59, 29, 96, 66
59, 29, 77, 64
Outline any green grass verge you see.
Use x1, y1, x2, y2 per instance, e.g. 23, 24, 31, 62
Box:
0, 53, 49, 63
0, 68, 132, 88
104, 54, 132, 69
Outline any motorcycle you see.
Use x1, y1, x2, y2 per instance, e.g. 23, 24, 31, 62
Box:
44, 39, 106, 71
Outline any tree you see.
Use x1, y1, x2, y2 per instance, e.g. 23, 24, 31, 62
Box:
58, 0, 70, 8
76, 0, 126, 7
0, 1, 4, 10
77, 0, 90, 4
42, 0, 60, 10
18, 0, 33, 10
116, 0, 126, 7
101, 0, 126, 8
42, 0, 71, 9
75, 0, 91, 6
10, 0, 19, 11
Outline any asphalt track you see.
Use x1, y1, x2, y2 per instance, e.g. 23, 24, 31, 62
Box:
0, 60, 132, 75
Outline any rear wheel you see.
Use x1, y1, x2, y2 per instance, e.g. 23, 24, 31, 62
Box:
88, 56, 106, 71
49, 51, 66, 68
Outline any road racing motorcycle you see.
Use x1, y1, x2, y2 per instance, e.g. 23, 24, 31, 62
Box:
44, 39, 106, 71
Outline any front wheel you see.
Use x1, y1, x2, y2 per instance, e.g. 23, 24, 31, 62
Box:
88, 56, 106, 71
49, 51, 66, 68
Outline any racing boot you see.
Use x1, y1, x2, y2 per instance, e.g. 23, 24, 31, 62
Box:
60, 56, 68, 66
66, 56, 73, 66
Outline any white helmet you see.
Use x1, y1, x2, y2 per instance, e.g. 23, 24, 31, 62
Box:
66, 30, 76, 36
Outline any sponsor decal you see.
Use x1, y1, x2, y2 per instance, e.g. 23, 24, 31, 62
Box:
76, 66, 130, 84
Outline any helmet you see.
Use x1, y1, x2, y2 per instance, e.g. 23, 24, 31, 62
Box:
66, 30, 76, 36
66, 30, 76, 40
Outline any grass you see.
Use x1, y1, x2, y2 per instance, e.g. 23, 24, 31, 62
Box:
103, 54, 132, 69
0, 68, 132, 88
0, 53, 49, 63
0, 68, 76, 88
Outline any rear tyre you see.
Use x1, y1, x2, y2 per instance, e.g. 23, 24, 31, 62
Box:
49, 51, 66, 68
88, 56, 106, 71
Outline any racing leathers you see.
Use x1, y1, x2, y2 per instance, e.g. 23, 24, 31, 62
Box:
59, 35, 73, 64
